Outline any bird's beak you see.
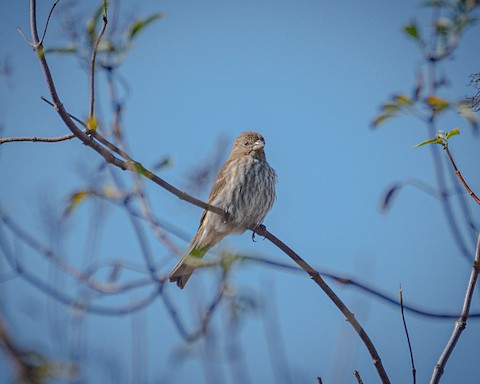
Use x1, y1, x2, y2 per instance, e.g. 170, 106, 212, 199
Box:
253, 140, 265, 151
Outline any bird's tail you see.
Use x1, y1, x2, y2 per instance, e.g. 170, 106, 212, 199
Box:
168, 246, 208, 289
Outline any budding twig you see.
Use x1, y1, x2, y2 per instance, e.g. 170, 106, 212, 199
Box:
443, 144, 480, 204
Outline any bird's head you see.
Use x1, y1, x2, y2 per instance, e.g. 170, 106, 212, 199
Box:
232, 131, 266, 159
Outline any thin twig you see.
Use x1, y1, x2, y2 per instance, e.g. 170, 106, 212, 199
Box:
16, 27, 33, 46
161, 266, 229, 343
109, 169, 184, 255
40, 0, 60, 45
430, 231, 480, 384
253, 225, 391, 384
444, 145, 480, 204
0, 209, 154, 295
240, 253, 480, 319
40, 96, 87, 127
89, 0, 108, 120
443, 152, 478, 250
158, 286, 191, 339
353, 370, 364, 384
399, 285, 416, 384
0, 313, 35, 382
198, 277, 227, 337
0, 225, 160, 316
0, 133, 74, 144
41, 96, 134, 162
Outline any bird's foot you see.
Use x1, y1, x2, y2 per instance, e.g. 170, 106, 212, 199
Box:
251, 224, 267, 242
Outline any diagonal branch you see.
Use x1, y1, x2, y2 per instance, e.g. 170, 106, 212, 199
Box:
430, 231, 480, 384
444, 145, 480, 205
253, 225, 391, 384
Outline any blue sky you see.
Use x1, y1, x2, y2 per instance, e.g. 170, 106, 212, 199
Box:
1, 1, 480, 383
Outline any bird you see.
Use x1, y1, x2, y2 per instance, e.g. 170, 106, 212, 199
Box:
169, 131, 277, 288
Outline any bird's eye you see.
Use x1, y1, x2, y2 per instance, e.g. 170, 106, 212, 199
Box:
243, 141, 250, 146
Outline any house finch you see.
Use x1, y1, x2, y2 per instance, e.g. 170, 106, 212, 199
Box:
169, 131, 277, 288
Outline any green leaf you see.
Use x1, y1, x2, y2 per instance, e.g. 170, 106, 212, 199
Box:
382, 102, 400, 113
63, 190, 94, 218
426, 95, 449, 112
445, 128, 460, 140
404, 21, 420, 40
372, 94, 416, 128
127, 13, 163, 41
394, 94, 413, 105
413, 136, 442, 148
371, 112, 396, 129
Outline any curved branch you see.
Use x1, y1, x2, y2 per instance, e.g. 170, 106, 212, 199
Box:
0, 224, 161, 316
239, 254, 480, 319
0, 208, 154, 295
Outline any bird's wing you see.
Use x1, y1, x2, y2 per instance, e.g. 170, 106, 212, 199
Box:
197, 159, 230, 229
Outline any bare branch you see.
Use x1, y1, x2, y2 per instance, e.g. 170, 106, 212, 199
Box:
253, 225, 391, 384
16, 27, 33, 46
444, 144, 480, 204
40, 0, 60, 45
353, 370, 364, 384
41, 96, 87, 127
399, 286, 416, 384
430, 231, 480, 383
89, 0, 108, 120
0, 209, 153, 295
0, 133, 74, 144
0, 225, 161, 316
241, 254, 480, 319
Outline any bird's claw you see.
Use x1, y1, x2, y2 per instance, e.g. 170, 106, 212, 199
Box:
251, 224, 266, 242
